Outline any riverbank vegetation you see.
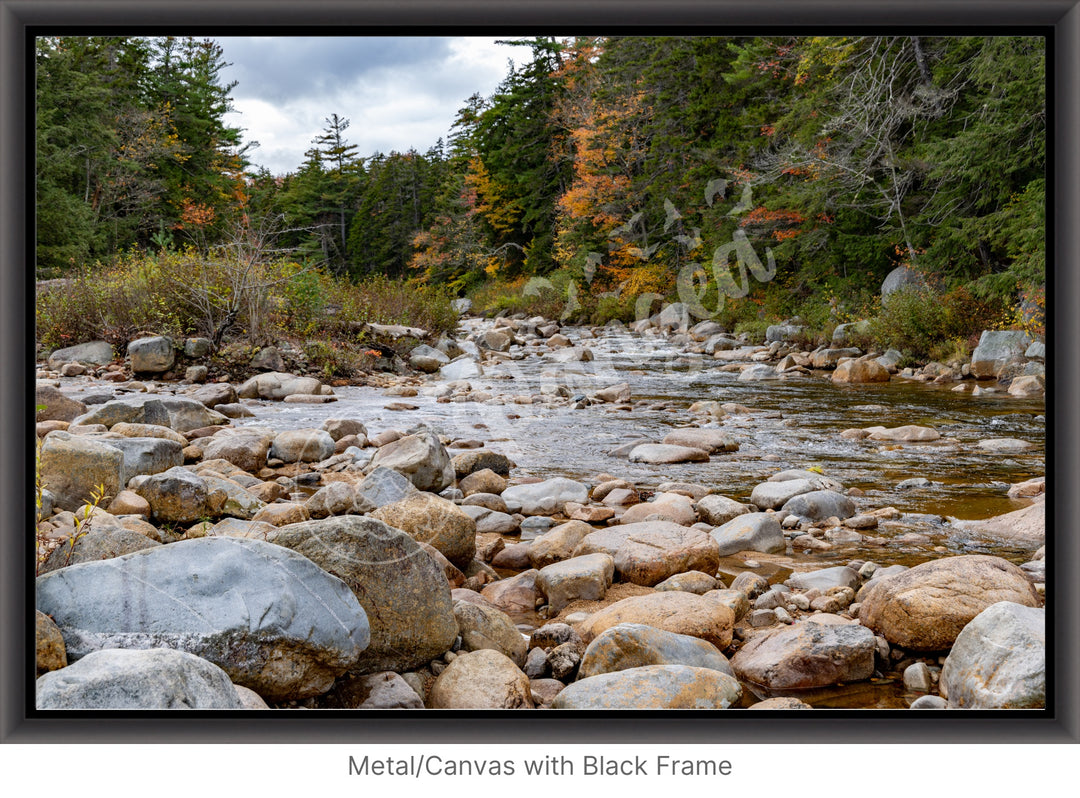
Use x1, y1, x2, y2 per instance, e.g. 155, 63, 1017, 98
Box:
36, 35, 1045, 364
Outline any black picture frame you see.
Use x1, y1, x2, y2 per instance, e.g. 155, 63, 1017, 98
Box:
2, 0, 1076, 744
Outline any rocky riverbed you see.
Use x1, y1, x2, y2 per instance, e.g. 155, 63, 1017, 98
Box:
34, 310, 1046, 710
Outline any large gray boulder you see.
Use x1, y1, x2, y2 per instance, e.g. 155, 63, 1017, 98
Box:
881, 266, 928, 298
552, 664, 742, 709
39, 431, 125, 512
73, 395, 228, 433
35, 537, 370, 700
939, 601, 1045, 709
578, 623, 734, 681
36, 648, 244, 709
128, 336, 175, 374
266, 516, 457, 675
710, 512, 785, 557
366, 430, 454, 493
970, 330, 1033, 379
95, 435, 184, 483
47, 340, 114, 370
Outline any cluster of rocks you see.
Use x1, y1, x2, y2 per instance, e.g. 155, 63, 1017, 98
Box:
34, 299, 1045, 711
35, 360, 1045, 709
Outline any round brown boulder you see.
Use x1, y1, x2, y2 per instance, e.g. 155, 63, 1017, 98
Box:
579, 591, 734, 650
428, 649, 535, 709
459, 468, 507, 496
857, 555, 1040, 651
371, 492, 477, 568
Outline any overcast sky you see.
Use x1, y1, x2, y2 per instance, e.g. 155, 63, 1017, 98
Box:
215, 36, 525, 176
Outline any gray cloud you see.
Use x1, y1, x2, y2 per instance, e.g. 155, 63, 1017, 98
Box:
217, 37, 457, 103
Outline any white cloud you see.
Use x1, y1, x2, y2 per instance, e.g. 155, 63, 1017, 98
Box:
219, 36, 522, 175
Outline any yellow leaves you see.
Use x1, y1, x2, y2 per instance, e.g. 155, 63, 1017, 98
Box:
464, 156, 520, 235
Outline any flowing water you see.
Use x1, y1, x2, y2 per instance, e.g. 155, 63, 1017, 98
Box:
233, 320, 1045, 566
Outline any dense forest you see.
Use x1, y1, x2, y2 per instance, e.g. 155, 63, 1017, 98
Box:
36, 35, 1045, 360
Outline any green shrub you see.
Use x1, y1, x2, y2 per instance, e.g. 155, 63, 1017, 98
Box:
869, 285, 1007, 361
733, 318, 770, 342
303, 339, 366, 379
339, 275, 458, 337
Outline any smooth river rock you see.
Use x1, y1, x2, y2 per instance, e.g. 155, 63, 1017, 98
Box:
266, 515, 457, 675
710, 512, 786, 557
536, 553, 615, 613
552, 664, 741, 709
371, 492, 477, 568
750, 478, 815, 510
502, 477, 589, 516
580, 592, 735, 650
35, 537, 370, 700
366, 430, 455, 493
453, 600, 528, 667
36, 648, 243, 709
660, 429, 739, 453
952, 500, 1045, 548
858, 555, 1040, 651
573, 521, 720, 587
731, 619, 876, 689
429, 649, 534, 709
39, 431, 125, 512
578, 623, 734, 680
528, 520, 595, 569
938, 601, 1045, 709
618, 492, 698, 526
780, 489, 856, 522
628, 443, 710, 464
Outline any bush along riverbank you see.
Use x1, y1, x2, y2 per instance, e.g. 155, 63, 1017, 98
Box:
34, 292, 1045, 710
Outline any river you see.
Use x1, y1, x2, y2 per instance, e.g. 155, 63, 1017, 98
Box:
231, 319, 1045, 575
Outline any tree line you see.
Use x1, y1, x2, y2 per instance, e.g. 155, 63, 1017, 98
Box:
37, 35, 1044, 313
